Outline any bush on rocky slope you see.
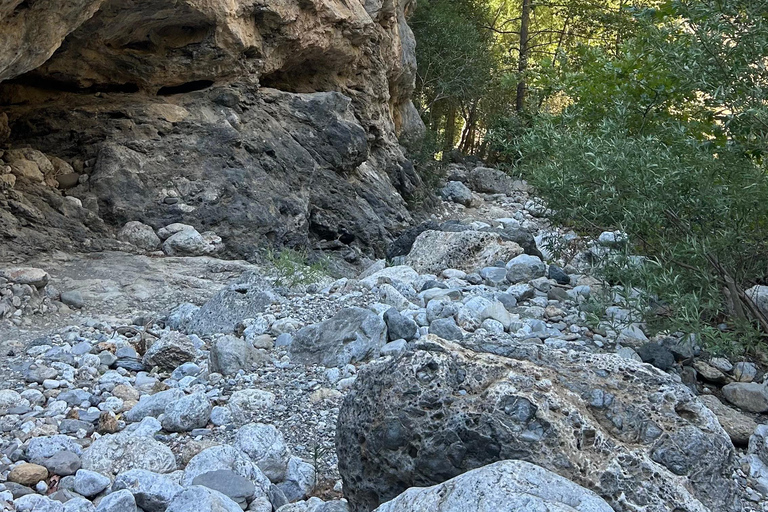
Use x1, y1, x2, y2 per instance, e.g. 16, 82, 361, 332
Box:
510, 1, 768, 355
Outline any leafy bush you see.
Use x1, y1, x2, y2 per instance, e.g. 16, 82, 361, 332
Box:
513, 0, 768, 352
520, 107, 768, 352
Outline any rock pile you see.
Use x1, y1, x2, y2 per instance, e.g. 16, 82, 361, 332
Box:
0, 267, 83, 326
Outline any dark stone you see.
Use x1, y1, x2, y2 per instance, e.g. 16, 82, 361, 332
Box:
428, 318, 463, 341
420, 280, 447, 292
637, 343, 676, 372
57, 389, 92, 406
465, 273, 483, 285
268, 484, 288, 510
496, 226, 543, 259
4, 481, 35, 499
383, 308, 417, 342
60, 290, 84, 309
59, 419, 96, 435
496, 293, 518, 311
42, 450, 81, 476
547, 265, 570, 285
192, 469, 255, 508
115, 357, 145, 371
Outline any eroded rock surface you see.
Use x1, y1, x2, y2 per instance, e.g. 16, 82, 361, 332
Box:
336, 336, 742, 512
0, 0, 425, 260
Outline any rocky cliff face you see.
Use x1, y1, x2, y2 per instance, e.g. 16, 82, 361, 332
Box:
0, 0, 426, 260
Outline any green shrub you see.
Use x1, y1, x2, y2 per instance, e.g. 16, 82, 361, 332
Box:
265, 248, 328, 289
519, 114, 768, 353
499, 0, 768, 354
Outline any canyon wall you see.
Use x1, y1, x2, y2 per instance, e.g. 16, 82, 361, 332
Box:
0, 0, 426, 260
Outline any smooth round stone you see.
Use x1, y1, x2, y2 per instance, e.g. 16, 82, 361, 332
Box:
8, 463, 49, 486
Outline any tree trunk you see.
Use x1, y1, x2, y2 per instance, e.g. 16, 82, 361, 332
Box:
459, 101, 478, 154
516, 0, 531, 113
443, 102, 457, 153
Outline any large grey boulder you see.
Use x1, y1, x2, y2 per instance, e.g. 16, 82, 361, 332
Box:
358, 265, 421, 290
124, 389, 185, 422
117, 221, 161, 251
277, 456, 316, 503
721, 382, 768, 413
191, 470, 255, 510
699, 394, 758, 446
383, 308, 417, 342
112, 469, 183, 512
74, 469, 111, 497
373, 460, 613, 512
466, 166, 525, 195
27, 435, 82, 464
162, 227, 222, 256
209, 335, 256, 376
405, 230, 522, 274
505, 254, 546, 283
162, 392, 212, 432
183, 281, 278, 336
1, 267, 49, 288
166, 486, 243, 512
289, 307, 387, 367
234, 423, 291, 482
336, 336, 741, 512
440, 181, 474, 207
81, 432, 176, 475
14, 494, 65, 512
96, 489, 137, 512
427, 317, 463, 341
182, 445, 271, 499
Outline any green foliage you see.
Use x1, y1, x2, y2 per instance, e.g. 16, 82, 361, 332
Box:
265, 248, 328, 289
411, 0, 500, 154
513, 0, 768, 350
412, 0, 496, 108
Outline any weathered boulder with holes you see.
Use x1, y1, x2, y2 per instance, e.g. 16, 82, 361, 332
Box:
405, 230, 523, 274
336, 336, 741, 512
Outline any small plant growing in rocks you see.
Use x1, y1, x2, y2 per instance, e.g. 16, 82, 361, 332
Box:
265, 248, 328, 289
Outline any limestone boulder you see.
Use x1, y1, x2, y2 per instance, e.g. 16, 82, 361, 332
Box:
290, 307, 387, 367
336, 336, 742, 512
405, 230, 523, 274
373, 460, 613, 512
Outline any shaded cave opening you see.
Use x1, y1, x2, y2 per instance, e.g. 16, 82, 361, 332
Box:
1, 74, 140, 102
157, 80, 215, 96
259, 59, 343, 94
